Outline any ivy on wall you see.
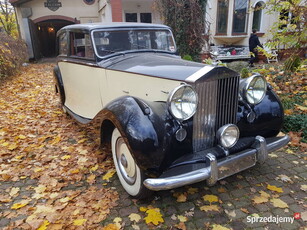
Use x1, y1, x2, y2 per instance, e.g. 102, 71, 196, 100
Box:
155, 0, 208, 61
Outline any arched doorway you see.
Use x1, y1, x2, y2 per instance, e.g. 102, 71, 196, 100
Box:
33, 16, 78, 58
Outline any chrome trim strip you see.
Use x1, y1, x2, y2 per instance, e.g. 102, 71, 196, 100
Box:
206, 153, 218, 186
185, 66, 214, 83
143, 135, 290, 191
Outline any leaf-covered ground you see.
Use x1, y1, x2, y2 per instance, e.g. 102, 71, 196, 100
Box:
0, 63, 306, 230
0, 63, 119, 229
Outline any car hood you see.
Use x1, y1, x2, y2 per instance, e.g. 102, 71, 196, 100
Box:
99, 53, 205, 81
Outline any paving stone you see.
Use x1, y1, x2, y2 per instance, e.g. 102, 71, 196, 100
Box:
280, 220, 301, 230
164, 206, 177, 217
118, 206, 140, 217
255, 204, 270, 212
229, 220, 247, 229
0, 218, 10, 227
288, 204, 306, 213
230, 189, 249, 198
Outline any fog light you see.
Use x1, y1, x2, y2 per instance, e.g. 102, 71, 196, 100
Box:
175, 127, 187, 142
217, 124, 239, 148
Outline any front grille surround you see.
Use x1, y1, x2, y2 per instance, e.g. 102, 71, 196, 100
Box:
192, 74, 240, 152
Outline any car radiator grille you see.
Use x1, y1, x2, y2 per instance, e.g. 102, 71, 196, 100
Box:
192, 75, 240, 152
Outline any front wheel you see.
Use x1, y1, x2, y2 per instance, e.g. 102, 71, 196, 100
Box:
111, 128, 151, 199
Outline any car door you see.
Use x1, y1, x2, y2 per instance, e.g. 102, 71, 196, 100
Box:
58, 31, 105, 120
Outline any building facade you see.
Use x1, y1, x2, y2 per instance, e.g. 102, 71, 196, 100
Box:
10, 0, 279, 60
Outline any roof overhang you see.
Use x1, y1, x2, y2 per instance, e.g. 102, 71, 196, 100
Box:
9, 0, 32, 6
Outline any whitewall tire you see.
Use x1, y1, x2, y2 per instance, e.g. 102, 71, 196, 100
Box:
111, 128, 151, 198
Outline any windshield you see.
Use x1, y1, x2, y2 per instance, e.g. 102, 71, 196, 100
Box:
93, 29, 176, 57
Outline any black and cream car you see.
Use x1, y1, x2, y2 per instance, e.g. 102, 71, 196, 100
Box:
54, 23, 290, 198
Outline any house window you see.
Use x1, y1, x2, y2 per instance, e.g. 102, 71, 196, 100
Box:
232, 0, 249, 34
125, 13, 152, 23
252, 1, 264, 31
125, 13, 137, 22
216, 0, 229, 34
140, 13, 152, 23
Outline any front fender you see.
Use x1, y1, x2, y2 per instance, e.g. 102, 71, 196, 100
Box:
100, 96, 178, 174
237, 87, 284, 137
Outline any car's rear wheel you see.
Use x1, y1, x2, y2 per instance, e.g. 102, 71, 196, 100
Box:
111, 128, 151, 199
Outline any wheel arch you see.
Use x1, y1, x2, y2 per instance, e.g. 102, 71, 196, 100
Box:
98, 96, 174, 174
53, 65, 65, 105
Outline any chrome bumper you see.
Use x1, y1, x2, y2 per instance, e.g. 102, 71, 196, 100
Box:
143, 135, 290, 191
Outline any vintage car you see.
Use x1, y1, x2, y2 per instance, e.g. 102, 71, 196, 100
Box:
54, 23, 290, 198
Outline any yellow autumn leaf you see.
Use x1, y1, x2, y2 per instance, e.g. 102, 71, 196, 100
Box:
59, 197, 70, 203
200, 205, 220, 212
9, 187, 20, 197
103, 223, 119, 230
270, 198, 288, 208
300, 185, 307, 192
217, 187, 227, 193
8, 143, 18, 150
103, 169, 116, 181
212, 224, 231, 230
203, 194, 219, 203
61, 155, 71, 160
37, 220, 50, 230
129, 213, 141, 223
139, 206, 148, 212
73, 219, 87, 226
252, 191, 270, 204
51, 135, 61, 145
17, 134, 26, 139
177, 215, 187, 222
267, 184, 283, 193
295, 104, 307, 111
70, 168, 80, 174
78, 138, 87, 143
187, 187, 198, 194
144, 208, 164, 225
15, 155, 24, 160
87, 174, 96, 184
90, 164, 99, 172
176, 193, 187, 202
11, 200, 30, 209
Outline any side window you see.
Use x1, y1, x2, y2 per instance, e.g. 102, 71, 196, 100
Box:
59, 32, 68, 56
70, 32, 94, 59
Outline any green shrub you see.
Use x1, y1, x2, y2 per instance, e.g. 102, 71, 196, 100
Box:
182, 54, 193, 61
240, 67, 249, 79
227, 61, 249, 73
282, 114, 307, 143
284, 55, 301, 73
0, 32, 28, 79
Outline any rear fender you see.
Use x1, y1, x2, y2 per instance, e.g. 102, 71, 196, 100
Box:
53, 65, 65, 104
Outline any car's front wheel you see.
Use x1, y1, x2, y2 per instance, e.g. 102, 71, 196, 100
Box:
111, 128, 151, 199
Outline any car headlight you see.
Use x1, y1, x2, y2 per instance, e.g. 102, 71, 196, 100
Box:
217, 124, 240, 148
241, 74, 267, 104
168, 84, 198, 121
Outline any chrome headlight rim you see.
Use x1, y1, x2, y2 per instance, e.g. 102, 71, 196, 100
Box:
167, 84, 198, 121
242, 74, 267, 105
217, 124, 240, 149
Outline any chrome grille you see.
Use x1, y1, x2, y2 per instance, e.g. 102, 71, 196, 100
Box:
193, 75, 240, 152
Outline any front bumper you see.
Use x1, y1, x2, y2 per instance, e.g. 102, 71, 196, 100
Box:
143, 135, 290, 191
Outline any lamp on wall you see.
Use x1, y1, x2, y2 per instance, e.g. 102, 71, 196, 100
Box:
48, 27, 54, 33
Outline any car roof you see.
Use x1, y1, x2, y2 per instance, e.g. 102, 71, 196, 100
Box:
59, 22, 170, 33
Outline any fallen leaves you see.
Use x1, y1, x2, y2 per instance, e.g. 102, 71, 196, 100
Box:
143, 207, 164, 225
267, 184, 284, 193
0, 64, 119, 229
270, 198, 288, 208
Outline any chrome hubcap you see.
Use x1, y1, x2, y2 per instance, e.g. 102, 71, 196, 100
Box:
116, 137, 136, 185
